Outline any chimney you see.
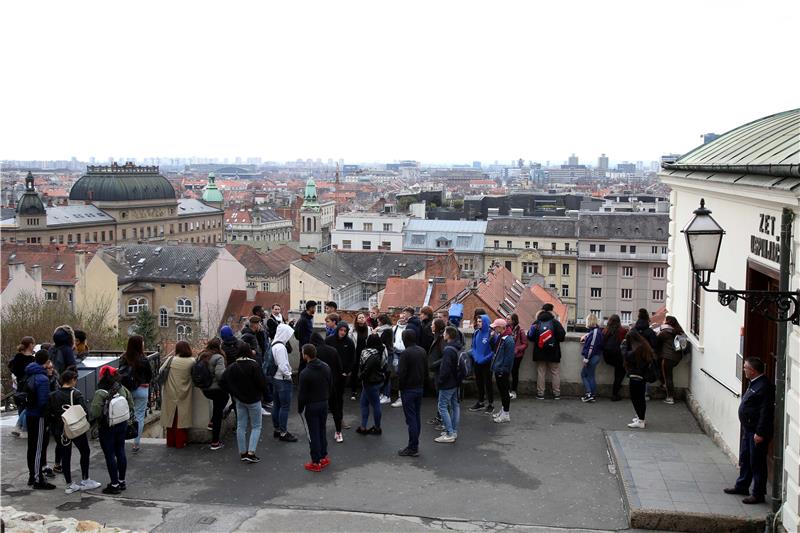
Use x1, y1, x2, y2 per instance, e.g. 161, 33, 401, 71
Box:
8, 262, 25, 280
76, 250, 86, 279
115, 247, 125, 265
246, 285, 257, 301
30, 264, 42, 289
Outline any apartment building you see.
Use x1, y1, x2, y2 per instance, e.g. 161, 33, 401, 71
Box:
330, 212, 410, 252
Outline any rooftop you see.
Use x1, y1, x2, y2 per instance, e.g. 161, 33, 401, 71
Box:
1, 245, 93, 290
220, 289, 290, 330
486, 217, 578, 238
578, 212, 669, 241
69, 162, 177, 203
99, 244, 222, 284
177, 198, 222, 215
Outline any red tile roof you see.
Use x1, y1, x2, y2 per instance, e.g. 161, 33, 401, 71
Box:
225, 244, 302, 277
380, 278, 469, 311
225, 208, 252, 224
220, 289, 290, 330
1, 245, 97, 291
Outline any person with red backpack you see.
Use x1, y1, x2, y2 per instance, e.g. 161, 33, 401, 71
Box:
579, 314, 604, 403
528, 304, 566, 400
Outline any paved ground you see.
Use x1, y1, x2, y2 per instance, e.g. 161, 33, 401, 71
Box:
1, 396, 705, 532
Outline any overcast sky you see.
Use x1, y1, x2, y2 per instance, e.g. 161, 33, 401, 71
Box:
1, 0, 797, 165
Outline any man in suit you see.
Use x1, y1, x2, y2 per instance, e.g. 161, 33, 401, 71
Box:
724, 357, 775, 504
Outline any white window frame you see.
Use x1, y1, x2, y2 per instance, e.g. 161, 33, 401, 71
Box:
127, 297, 148, 314
176, 297, 193, 315
159, 307, 168, 327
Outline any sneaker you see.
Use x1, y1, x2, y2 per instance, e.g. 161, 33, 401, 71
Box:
79, 479, 101, 491
632, 417, 639, 423
53, 464, 63, 474
118, 481, 126, 491
536, 393, 545, 400
10, 429, 20, 437
553, 394, 561, 400
350, 394, 357, 401
468, 401, 485, 412
334, 432, 343, 443
207, 422, 213, 431
28, 476, 35, 486
43, 466, 55, 479
132, 445, 141, 454
435, 434, 456, 443
320, 457, 331, 468
379, 395, 391, 405
586, 395, 596, 403
398, 447, 419, 457
581, 394, 596, 403
244, 453, 261, 463
65, 482, 82, 494
241, 453, 248, 462
391, 398, 403, 408
101, 484, 120, 495
434, 424, 445, 431
304, 462, 322, 472
663, 397, 675, 405
367, 426, 382, 435
261, 407, 271, 416
356, 426, 368, 435
627, 420, 646, 429
279, 432, 298, 442
210, 441, 225, 450
343, 422, 352, 430
494, 412, 510, 423
484, 404, 494, 414
509, 391, 517, 400
427, 417, 442, 425
273, 430, 281, 438
264, 402, 274, 410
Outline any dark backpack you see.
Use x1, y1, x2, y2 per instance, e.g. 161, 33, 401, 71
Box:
191, 358, 214, 389
643, 359, 659, 383
456, 350, 473, 383
535, 320, 557, 349
14, 375, 38, 411
602, 331, 623, 365
118, 363, 139, 391
48, 345, 65, 373
263, 341, 283, 378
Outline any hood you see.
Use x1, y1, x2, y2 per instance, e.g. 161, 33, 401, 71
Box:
336, 321, 350, 334
310, 332, 326, 346
273, 323, 294, 344
537, 310, 555, 322
478, 314, 491, 335
502, 326, 513, 337
407, 315, 421, 327
446, 338, 463, 352
53, 327, 73, 347
25, 361, 46, 377
634, 318, 651, 331
222, 336, 240, 347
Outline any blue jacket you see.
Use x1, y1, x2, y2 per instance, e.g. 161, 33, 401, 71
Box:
437, 339, 462, 390
296, 311, 314, 347
738, 375, 775, 438
23, 362, 50, 417
471, 314, 493, 365
581, 327, 604, 359
490, 333, 515, 374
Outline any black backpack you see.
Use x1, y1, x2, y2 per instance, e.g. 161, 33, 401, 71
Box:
14, 375, 38, 411
49, 345, 65, 373
602, 331, 622, 365
191, 358, 214, 389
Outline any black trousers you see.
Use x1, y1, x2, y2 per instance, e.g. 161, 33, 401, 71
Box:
329, 379, 344, 432
611, 359, 626, 397
629, 378, 646, 420
26, 415, 49, 482
61, 433, 91, 484
496, 372, 511, 411
304, 401, 328, 464
474, 362, 494, 404
661, 359, 679, 398
735, 430, 770, 498
511, 358, 523, 392
203, 388, 230, 443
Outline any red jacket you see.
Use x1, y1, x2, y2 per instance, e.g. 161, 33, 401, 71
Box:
513, 324, 528, 359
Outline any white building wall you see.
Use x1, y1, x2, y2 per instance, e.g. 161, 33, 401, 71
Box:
199, 248, 247, 337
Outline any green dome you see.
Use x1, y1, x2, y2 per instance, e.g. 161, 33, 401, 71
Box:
16, 172, 46, 216
202, 172, 224, 203
70, 162, 176, 202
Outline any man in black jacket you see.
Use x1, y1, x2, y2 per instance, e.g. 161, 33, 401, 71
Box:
397, 329, 427, 457
326, 322, 354, 441
298, 344, 332, 472
418, 306, 435, 354
725, 357, 775, 504
295, 301, 316, 348
311, 333, 344, 442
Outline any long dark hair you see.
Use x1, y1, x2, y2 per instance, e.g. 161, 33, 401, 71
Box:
366, 333, 384, 352
175, 341, 193, 358
603, 314, 621, 339
354, 313, 369, 335
122, 335, 145, 369
510, 313, 520, 330
665, 316, 684, 335
625, 329, 654, 368
198, 338, 223, 363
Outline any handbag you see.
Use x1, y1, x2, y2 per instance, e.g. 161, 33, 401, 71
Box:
62, 389, 90, 440
125, 419, 139, 440
158, 355, 174, 387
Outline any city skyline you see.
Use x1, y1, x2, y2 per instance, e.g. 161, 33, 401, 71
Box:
1, 0, 798, 162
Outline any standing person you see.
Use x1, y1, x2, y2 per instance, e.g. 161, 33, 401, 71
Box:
220, 325, 244, 366
295, 300, 317, 349
9, 336, 35, 438
266, 303, 286, 341
324, 301, 338, 315
25, 350, 55, 489
326, 322, 355, 437
622, 329, 654, 429
418, 306, 435, 354
403, 306, 422, 342
118, 336, 153, 454
468, 313, 494, 413
509, 314, 528, 400
528, 304, 567, 400
724, 357, 774, 504
73, 330, 89, 360
397, 330, 427, 457
367, 306, 381, 329
434, 326, 462, 443
49, 370, 102, 494
655, 316, 684, 405
427, 318, 446, 423
602, 314, 628, 402
490, 319, 515, 423
160, 341, 195, 449
297, 344, 332, 472
90, 366, 134, 494
220, 342, 267, 463
579, 315, 604, 403
251, 306, 269, 352
633, 308, 657, 401
241, 315, 264, 363
348, 313, 371, 400
356, 334, 386, 435
324, 313, 340, 338
310, 333, 344, 442
375, 314, 394, 405
43, 358, 61, 478
196, 338, 228, 450
271, 323, 298, 442
50, 325, 77, 374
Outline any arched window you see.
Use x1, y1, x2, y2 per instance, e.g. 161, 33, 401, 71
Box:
176, 324, 192, 341
127, 297, 148, 314
159, 307, 168, 327
176, 297, 192, 315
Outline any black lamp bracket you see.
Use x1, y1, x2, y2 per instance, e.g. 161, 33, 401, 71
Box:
695, 272, 800, 325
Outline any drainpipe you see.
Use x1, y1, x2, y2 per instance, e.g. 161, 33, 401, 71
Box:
766, 207, 792, 532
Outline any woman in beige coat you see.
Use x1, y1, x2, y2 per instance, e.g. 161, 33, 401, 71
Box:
160, 341, 195, 448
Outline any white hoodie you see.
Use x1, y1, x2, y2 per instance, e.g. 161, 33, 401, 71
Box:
272, 323, 294, 380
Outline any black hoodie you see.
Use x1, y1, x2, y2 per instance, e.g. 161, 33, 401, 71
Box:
297, 358, 332, 413
633, 319, 658, 350
221, 336, 244, 366
311, 333, 342, 379
437, 338, 463, 390
529, 310, 566, 363
325, 321, 356, 375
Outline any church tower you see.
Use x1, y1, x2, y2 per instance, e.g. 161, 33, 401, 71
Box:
16, 172, 47, 243
299, 176, 322, 251
201, 172, 224, 210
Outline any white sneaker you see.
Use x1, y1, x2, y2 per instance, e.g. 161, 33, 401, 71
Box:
494, 412, 510, 423
663, 397, 675, 405
79, 479, 101, 491
391, 398, 403, 408
379, 395, 391, 405
434, 434, 456, 443
627, 419, 646, 429
509, 391, 517, 400
631, 417, 639, 423
490, 409, 502, 418
19, 431, 28, 439
65, 482, 82, 494
335, 432, 343, 443
261, 407, 270, 416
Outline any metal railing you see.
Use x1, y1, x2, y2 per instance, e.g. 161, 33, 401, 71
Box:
74, 349, 162, 414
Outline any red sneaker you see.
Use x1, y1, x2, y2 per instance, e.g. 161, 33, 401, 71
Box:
320, 457, 330, 468
304, 462, 322, 472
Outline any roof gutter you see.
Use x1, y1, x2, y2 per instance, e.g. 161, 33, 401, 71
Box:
662, 162, 800, 179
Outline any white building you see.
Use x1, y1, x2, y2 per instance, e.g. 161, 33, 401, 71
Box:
330, 212, 409, 252
661, 108, 800, 531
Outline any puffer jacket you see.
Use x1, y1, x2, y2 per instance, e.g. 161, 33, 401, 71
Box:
655, 325, 681, 362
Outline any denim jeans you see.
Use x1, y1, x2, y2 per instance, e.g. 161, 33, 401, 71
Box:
360, 383, 382, 428
401, 388, 422, 451
132, 386, 148, 446
580, 355, 601, 396
16, 408, 27, 430
271, 378, 292, 433
437, 387, 460, 435
236, 401, 263, 454
99, 422, 127, 485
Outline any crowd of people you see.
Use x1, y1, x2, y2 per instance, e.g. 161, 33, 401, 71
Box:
8, 301, 697, 491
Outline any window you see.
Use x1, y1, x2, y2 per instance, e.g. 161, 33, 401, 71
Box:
176, 324, 192, 341
127, 297, 148, 314
45, 291, 58, 301
170, 224, 174, 235
525, 241, 530, 249
507, 240, 513, 249
561, 284, 569, 297
342, 240, 352, 249
590, 309, 602, 321
590, 287, 602, 298
564, 243, 570, 252
363, 223, 373, 232
621, 288, 632, 299
504, 260, 512, 271
381, 241, 392, 250
548, 263, 556, 275
589, 244, 596, 252
562, 264, 570, 276
690, 273, 702, 336
653, 267, 665, 278
362, 240, 371, 250
457, 235, 471, 247
591, 265, 603, 277
93, 232, 98, 242
435, 238, 451, 248
176, 298, 192, 315
522, 262, 538, 274
622, 266, 634, 277
68, 233, 73, 243
59, 235, 64, 244
159, 308, 168, 327
653, 289, 664, 301
599, 245, 605, 252
620, 245, 627, 253
651, 246, 658, 254
532, 242, 539, 249
661, 246, 668, 254
261, 281, 270, 291
343, 222, 353, 230
494, 240, 500, 249
629, 246, 636, 253
383, 223, 392, 232
620, 311, 632, 325
551, 242, 557, 251
411, 234, 425, 245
